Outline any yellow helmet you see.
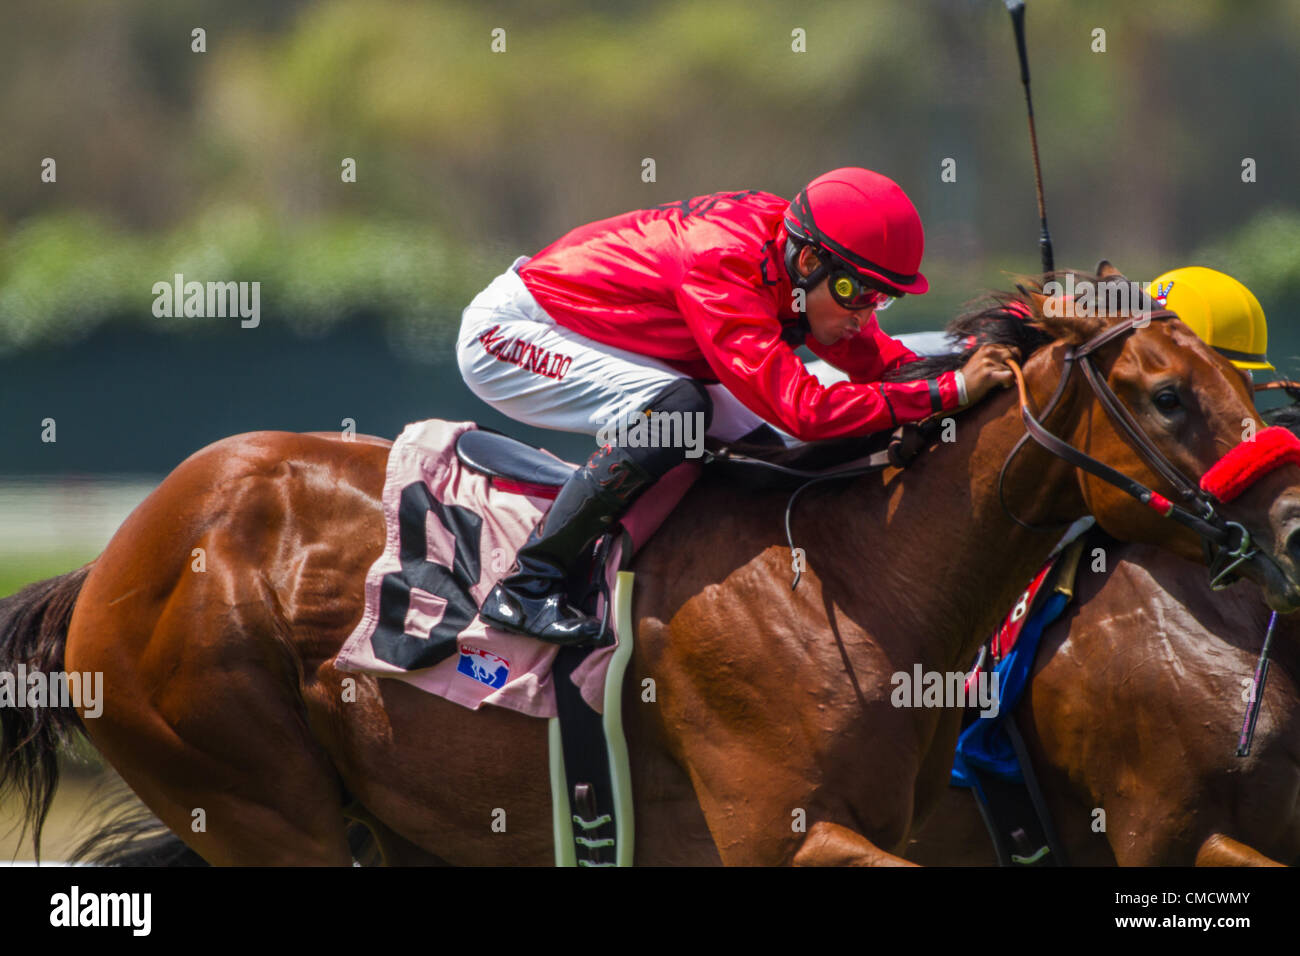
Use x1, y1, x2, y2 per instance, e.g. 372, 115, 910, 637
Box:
1150, 266, 1272, 371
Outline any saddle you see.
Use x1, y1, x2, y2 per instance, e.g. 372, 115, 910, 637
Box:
455, 428, 576, 491
452, 422, 941, 865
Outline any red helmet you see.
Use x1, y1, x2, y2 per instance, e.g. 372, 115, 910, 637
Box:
784, 167, 929, 296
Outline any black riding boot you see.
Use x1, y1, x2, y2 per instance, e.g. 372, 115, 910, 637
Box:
478, 442, 654, 645
480, 378, 713, 645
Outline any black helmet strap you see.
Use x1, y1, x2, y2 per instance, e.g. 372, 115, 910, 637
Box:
780, 238, 819, 344
783, 237, 829, 291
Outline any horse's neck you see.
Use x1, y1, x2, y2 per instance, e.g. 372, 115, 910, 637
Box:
834, 384, 1087, 672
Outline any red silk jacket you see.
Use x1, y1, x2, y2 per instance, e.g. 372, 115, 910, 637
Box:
517, 190, 961, 441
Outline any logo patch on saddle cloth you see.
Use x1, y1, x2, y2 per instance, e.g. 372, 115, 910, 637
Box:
457, 644, 510, 689
992, 560, 1058, 662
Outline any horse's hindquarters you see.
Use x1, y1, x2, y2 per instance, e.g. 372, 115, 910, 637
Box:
65, 432, 394, 864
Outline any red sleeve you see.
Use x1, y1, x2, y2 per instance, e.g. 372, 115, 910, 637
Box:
805, 316, 921, 384
675, 252, 962, 442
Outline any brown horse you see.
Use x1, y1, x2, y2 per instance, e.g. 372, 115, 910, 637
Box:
6, 271, 1300, 865
906, 405, 1300, 868
905, 540, 1300, 867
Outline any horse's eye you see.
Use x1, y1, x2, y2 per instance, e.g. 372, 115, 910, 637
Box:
1154, 389, 1181, 412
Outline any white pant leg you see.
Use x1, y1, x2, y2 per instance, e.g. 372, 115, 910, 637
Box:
702, 383, 767, 443
457, 259, 765, 443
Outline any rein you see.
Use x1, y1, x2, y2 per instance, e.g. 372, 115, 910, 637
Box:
709, 422, 938, 590
766, 315, 1289, 596
999, 311, 1257, 590
1254, 379, 1300, 394
1002, 321, 1300, 761
1237, 610, 1278, 757
1001, 318, 1297, 761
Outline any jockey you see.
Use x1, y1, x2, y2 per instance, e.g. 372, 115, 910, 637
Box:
457, 167, 1017, 645
1150, 266, 1272, 378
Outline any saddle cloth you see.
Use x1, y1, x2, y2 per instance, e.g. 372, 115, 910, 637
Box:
951, 532, 1088, 784
334, 419, 695, 718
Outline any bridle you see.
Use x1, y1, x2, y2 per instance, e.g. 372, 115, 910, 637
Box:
998, 310, 1257, 590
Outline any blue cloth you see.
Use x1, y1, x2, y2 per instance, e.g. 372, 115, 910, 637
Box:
951, 592, 1069, 787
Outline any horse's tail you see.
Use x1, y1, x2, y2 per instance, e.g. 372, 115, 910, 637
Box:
0, 564, 94, 858
73, 799, 365, 866
68, 783, 208, 867
77, 817, 371, 866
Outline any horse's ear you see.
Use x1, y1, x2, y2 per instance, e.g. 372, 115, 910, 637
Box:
1096, 259, 1122, 278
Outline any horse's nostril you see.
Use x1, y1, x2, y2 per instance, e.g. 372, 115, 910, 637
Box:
1286, 525, 1300, 567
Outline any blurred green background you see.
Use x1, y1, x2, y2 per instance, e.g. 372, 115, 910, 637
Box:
0, 0, 1297, 536
3, 0, 1299, 482
1, 0, 1298, 861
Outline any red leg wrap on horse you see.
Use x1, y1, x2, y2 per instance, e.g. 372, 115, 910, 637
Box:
1200, 426, 1300, 503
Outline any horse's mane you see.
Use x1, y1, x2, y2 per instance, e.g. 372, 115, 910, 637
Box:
725, 270, 1128, 469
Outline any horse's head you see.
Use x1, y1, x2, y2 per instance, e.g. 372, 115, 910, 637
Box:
973, 265, 1300, 611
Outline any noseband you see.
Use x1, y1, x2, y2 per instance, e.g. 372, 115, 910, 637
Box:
999, 310, 1258, 589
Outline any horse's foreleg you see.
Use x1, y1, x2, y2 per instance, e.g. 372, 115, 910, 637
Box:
1194, 833, 1285, 867
793, 821, 919, 867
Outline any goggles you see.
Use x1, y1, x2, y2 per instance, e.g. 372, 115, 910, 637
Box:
828, 269, 900, 312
